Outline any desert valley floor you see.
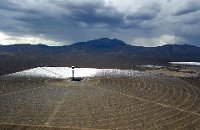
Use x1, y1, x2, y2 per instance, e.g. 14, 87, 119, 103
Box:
0, 67, 200, 130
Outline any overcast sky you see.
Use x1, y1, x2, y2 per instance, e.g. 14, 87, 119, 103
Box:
0, 0, 199, 46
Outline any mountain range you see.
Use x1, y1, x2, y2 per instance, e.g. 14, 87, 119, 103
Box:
0, 38, 200, 75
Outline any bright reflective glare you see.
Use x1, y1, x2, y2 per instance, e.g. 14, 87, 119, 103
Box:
8, 67, 142, 78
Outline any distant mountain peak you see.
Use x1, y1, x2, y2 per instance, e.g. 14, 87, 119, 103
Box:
69, 38, 129, 52
91, 38, 111, 41
72, 38, 127, 47
85, 38, 126, 45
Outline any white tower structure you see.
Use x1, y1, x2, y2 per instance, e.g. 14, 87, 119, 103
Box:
71, 66, 75, 80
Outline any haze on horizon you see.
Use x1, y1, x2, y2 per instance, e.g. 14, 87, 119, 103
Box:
0, 0, 200, 47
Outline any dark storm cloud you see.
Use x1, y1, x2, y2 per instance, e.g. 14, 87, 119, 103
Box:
0, 0, 160, 28
0, 0, 158, 41
127, 3, 161, 21
1, 1, 121, 32
0, 0, 199, 46
12, 1, 126, 42
173, 1, 200, 16
4, 0, 124, 28
62, 2, 124, 27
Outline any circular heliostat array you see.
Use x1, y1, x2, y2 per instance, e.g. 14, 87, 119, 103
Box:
0, 73, 200, 130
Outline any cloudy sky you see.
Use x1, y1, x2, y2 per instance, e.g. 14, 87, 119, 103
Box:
0, 0, 199, 46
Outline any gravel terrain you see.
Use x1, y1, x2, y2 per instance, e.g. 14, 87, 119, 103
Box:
1, 73, 200, 130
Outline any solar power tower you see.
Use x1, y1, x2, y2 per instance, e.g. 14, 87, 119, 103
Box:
71, 66, 75, 81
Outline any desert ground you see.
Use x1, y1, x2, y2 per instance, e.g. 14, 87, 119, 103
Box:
0, 66, 200, 130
